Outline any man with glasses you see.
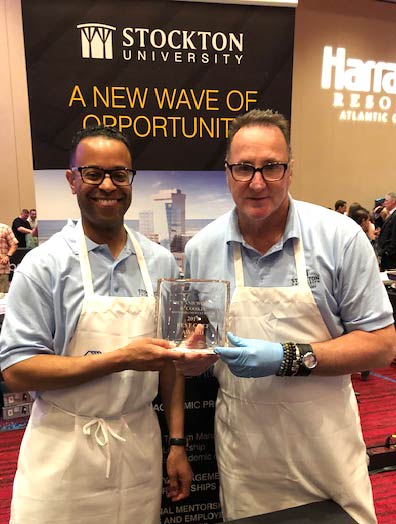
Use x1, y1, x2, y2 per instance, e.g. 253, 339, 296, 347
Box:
183, 109, 396, 524
0, 126, 195, 524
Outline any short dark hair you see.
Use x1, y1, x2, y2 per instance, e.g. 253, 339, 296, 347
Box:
350, 207, 369, 226
334, 200, 346, 210
69, 125, 131, 166
226, 109, 291, 159
348, 202, 362, 217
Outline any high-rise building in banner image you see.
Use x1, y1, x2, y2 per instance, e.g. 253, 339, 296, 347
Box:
139, 210, 154, 236
138, 210, 160, 243
152, 188, 187, 251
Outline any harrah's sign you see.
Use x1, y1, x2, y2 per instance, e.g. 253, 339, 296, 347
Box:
321, 46, 396, 124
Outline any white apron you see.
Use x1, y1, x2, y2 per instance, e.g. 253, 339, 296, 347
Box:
11, 223, 162, 524
214, 238, 376, 524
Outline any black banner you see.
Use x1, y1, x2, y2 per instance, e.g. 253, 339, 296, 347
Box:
155, 375, 221, 523
21, 0, 294, 170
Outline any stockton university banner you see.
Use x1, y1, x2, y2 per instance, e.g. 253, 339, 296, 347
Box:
21, 1, 295, 522
21, 0, 294, 171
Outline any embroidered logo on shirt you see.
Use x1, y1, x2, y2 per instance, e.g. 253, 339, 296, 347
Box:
291, 271, 320, 289
84, 350, 102, 356
138, 288, 148, 297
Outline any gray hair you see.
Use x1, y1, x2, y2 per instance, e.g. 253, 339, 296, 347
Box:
226, 109, 291, 159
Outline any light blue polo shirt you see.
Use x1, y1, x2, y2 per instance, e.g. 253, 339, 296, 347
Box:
0, 220, 179, 371
184, 198, 394, 339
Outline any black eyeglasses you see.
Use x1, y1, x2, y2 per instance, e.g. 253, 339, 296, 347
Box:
72, 166, 136, 187
225, 161, 289, 182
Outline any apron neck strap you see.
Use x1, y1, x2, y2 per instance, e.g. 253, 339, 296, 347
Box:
77, 221, 154, 297
233, 242, 244, 288
124, 225, 154, 297
78, 221, 94, 296
233, 237, 309, 288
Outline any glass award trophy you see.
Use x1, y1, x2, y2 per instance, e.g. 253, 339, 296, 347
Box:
156, 278, 230, 352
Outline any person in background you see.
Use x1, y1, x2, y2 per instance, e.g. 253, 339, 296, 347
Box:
373, 201, 388, 231
11, 209, 32, 249
0, 125, 203, 524
334, 199, 347, 214
182, 109, 396, 524
26, 208, 39, 248
347, 201, 363, 218
377, 192, 396, 271
0, 223, 18, 293
349, 207, 379, 380
349, 207, 377, 247
347, 203, 378, 246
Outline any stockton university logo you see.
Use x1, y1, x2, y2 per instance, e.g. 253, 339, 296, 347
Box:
77, 23, 116, 59
76, 22, 244, 65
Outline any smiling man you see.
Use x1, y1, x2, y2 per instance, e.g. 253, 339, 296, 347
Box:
183, 109, 396, 524
0, 126, 193, 524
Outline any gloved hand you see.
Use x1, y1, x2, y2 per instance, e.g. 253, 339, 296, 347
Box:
214, 332, 283, 378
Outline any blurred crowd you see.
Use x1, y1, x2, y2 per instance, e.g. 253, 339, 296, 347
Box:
0, 209, 38, 293
335, 194, 396, 271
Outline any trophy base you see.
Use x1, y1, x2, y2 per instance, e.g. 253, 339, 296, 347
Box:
173, 343, 216, 354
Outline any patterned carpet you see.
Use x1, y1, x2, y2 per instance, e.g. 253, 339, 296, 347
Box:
353, 367, 396, 524
354, 367, 396, 447
0, 429, 22, 523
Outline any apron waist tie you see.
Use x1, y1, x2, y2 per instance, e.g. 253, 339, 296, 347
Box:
38, 396, 127, 479
82, 418, 126, 478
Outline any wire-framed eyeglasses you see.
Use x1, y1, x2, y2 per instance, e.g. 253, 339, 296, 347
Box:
72, 166, 136, 187
225, 161, 289, 182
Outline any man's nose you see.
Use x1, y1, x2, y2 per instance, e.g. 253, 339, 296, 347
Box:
249, 169, 267, 190
99, 173, 117, 190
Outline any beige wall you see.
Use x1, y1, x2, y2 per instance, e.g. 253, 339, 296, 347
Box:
2, 0, 396, 222
291, 0, 396, 211
0, 0, 34, 226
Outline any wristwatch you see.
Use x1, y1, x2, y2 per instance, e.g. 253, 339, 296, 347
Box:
296, 344, 318, 376
169, 437, 187, 447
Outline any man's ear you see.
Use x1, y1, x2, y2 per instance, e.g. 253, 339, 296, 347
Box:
66, 169, 77, 195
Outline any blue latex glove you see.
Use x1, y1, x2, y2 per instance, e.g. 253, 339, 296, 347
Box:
214, 332, 283, 378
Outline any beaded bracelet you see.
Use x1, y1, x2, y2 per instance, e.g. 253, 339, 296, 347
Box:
276, 342, 299, 377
